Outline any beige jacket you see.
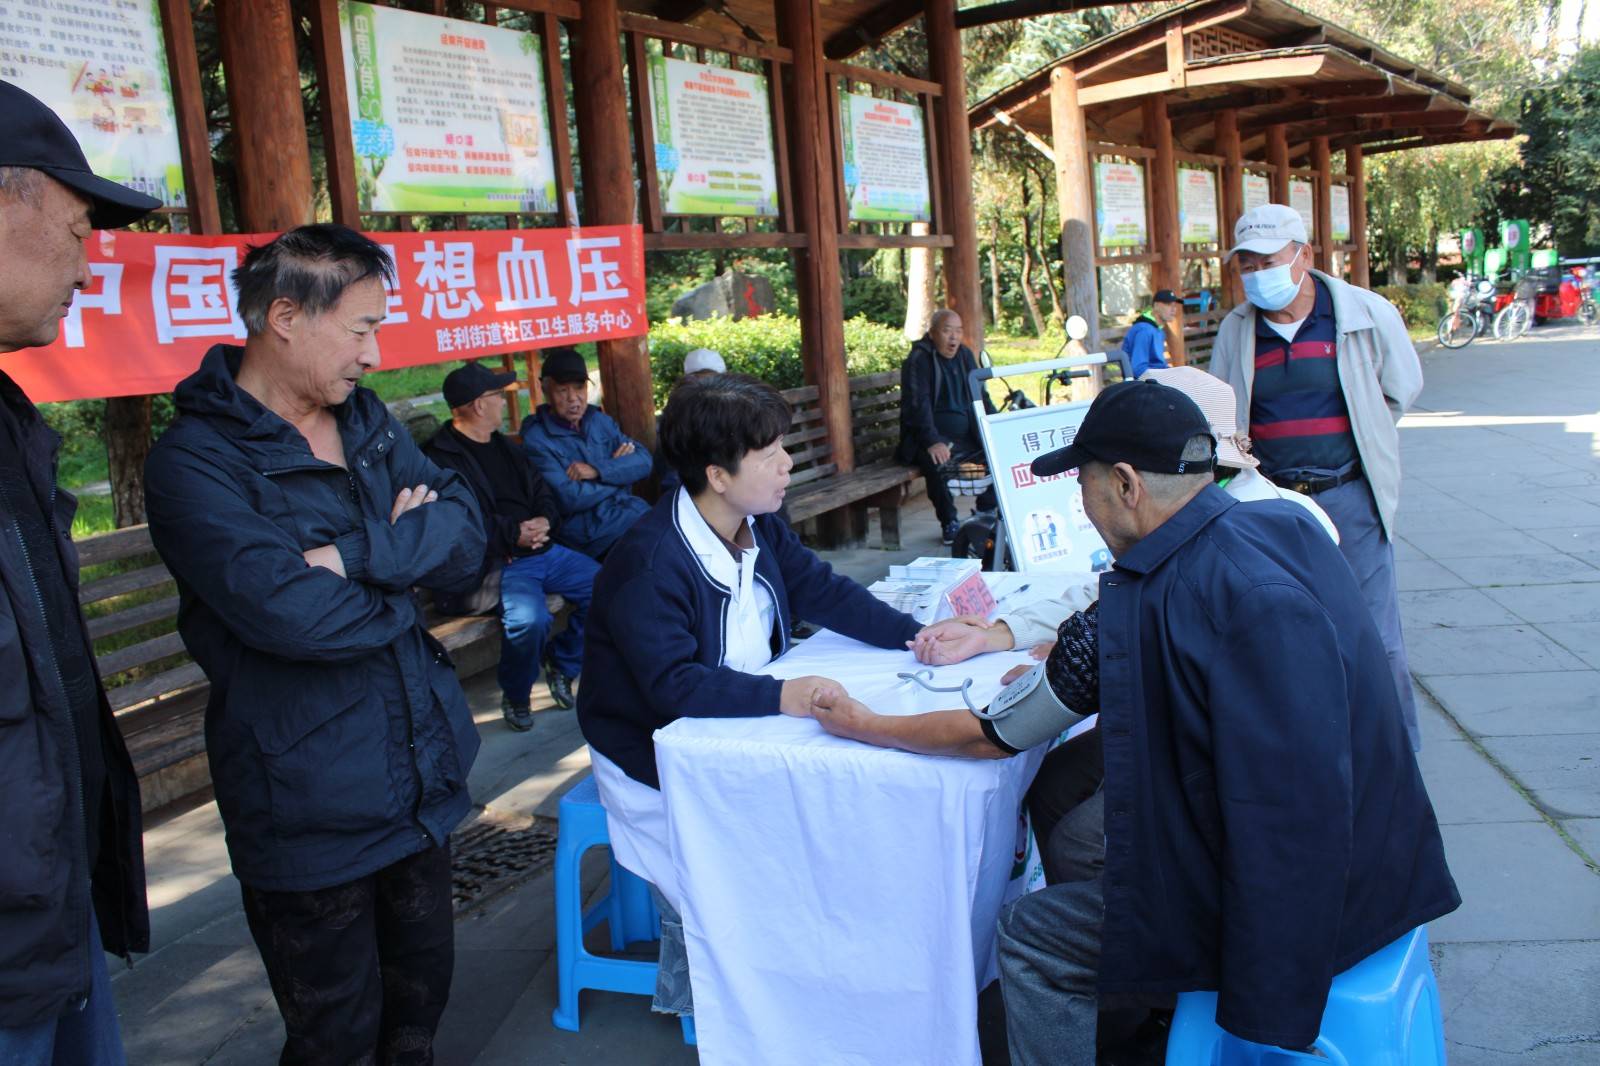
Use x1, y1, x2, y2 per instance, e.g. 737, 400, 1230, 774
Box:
1208, 270, 1423, 539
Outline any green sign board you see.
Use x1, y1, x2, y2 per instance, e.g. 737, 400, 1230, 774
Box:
1500, 219, 1532, 273
1458, 228, 1485, 275
648, 55, 779, 217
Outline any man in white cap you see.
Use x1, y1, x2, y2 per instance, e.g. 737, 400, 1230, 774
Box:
1209, 203, 1423, 749
681, 347, 727, 378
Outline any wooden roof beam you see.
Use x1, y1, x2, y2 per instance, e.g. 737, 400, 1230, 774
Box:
1362, 127, 1514, 155
954, 0, 1107, 29
1240, 93, 1442, 134
823, 0, 920, 60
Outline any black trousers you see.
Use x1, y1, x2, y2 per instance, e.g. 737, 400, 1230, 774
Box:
912, 440, 998, 526
241, 843, 455, 1066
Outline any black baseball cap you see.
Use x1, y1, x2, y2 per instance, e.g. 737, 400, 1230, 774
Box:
1032, 380, 1215, 477
442, 362, 515, 409
1153, 289, 1181, 304
0, 81, 162, 229
539, 347, 589, 384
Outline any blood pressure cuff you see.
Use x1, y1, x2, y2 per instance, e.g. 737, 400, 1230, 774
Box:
978, 602, 1100, 755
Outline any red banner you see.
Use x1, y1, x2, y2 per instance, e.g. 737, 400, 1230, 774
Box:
5, 225, 647, 404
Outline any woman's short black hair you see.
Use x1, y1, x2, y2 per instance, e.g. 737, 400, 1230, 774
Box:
659, 374, 792, 495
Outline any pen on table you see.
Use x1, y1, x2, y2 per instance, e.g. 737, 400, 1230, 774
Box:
994, 582, 1031, 607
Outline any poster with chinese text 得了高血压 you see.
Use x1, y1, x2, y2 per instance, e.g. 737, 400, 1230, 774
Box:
0, 0, 186, 207
338, 1, 557, 214
648, 55, 779, 217
840, 93, 931, 223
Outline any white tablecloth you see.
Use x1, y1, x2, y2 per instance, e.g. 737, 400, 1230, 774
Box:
653, 585, 1054, 1066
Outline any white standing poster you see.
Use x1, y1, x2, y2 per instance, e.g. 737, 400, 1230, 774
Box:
1178, 167, 1218, 244
1330, 183, 1352, 243
975, 401, 1112, 573
1243, 172, 1271, 213
1289, 178, 1315, 235
0, 0, 186, 207
339, 2, 557, 214
840, 93, 931, 223
1094, 161, 1147, 249
649, 55, 778, 217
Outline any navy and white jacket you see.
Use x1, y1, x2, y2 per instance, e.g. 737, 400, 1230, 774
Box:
577, 491, 923, 789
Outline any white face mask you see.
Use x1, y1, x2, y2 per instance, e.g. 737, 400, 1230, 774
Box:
1242, 246, 1306, 311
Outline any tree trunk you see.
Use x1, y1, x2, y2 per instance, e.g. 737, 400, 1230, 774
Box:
1031, 169, 1065, 326
1019, 178, 1046, 338
988, 214, 1003, 327
903, 221, 937, 340
1419, 228, 1438, 283
103, 395, 152, 528
1390, 244, 1408, 284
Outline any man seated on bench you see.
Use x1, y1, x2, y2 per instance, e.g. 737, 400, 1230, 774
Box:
424, 362, 599, 730
812, 379, 1459, 1065
577, 373, 983, 1022
520, 346, 651, 561
896, 309, 997, 545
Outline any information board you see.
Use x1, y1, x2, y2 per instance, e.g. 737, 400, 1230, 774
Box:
1330, 183, 1352, 243
1243, 172, 1271, 213
0, 0, 186, 207
1094, 161, 1147, 250
1289, 178, 1315, 236
839, 93, 931, 223
1178, 167, 1218, 244
339, 2, 557, 214
649, 55, 779, 217
975, 400, 1112, 573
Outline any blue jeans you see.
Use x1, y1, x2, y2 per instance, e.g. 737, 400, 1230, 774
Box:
498, 545, 598, 705
0, 918, 126, 1066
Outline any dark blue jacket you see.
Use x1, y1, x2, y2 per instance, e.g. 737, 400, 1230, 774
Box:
1120, 314, 1169, 378
1095, 486, 1457, 1048
578, 491, 923, 788
145, 346, 486, 892
519, 404, 651, 558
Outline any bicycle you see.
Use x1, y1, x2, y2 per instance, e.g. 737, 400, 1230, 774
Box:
1492, 273, 1535, 341
1436, 275, 1497, 349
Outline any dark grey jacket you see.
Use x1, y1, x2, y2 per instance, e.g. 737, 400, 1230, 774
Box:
894, 337, 995, 464
145, 346, 485, 892
0, 370, 146, 1027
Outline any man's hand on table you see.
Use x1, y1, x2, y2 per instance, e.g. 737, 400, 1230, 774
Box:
1028, 641, 1052, 661
808, 687, 877, 741
779, 675, 845, 718
909, 616, 1014, 665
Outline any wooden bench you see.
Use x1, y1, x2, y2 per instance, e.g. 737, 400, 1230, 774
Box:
77, 524, 539, 813
780, 370, 923, 550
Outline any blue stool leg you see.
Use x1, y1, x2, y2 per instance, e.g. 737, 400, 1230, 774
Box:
681, 1014, 697, 1046
606, 856, 630, 952
613, 862, 659, 947
551, 828, 591, 1032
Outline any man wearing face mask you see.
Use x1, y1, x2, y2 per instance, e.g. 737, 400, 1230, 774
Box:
1209, 204, 1424, 749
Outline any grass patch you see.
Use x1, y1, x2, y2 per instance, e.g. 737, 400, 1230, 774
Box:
70, 494, 116, 538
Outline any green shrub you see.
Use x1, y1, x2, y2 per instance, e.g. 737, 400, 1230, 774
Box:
648, 314, 908, 405
841, 275, 907, 329
1373, 283, 1449, 328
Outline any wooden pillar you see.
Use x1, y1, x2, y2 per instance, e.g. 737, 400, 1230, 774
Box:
1143, 95, 1184, 365
571, 0, 656, 449
1347, 145, 1371, 288
1266, 125, 1290, 205
1214, 109, 1243, 307
1311, 136, 1332, 273
1049, 68, 1101, 352
776, 0, 852, 473
216, 0, 313, 230
926, 0, 984, 357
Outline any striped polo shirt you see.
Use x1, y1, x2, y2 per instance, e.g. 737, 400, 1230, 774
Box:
1248, 277, 1359, 475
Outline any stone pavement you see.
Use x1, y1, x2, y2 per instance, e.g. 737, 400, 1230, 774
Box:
109, 331, 1600, 1063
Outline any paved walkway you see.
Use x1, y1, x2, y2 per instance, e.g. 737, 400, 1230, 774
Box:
109, 330, 1599, 1063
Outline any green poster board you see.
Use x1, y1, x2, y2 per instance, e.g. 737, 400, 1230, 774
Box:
338, 2, 557, 213
1459, 228, 1485, 275
648, 55, 778, 217
839, 92, 931, 223
1500, 219, 1532, 273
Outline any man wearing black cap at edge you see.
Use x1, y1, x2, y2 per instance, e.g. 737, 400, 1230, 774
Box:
811, 379, 1458, 1065
424, 362, 600, 728
1120, 289, 1181, 379
0, 81, 161, 1063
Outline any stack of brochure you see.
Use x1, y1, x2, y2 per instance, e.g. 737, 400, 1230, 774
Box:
868, 557, 983, 623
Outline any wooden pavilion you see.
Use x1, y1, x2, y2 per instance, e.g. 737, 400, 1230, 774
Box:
968, 0, 1516, 360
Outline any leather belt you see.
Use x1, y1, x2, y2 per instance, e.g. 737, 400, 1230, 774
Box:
1269, 465, 1362, 496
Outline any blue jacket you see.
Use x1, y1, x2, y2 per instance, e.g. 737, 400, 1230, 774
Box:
1095, 486, 1457, 1047
578, 491, 923, 788
519, 405, 651, 558
144, 346, 486, 892
1120, 315, 1169, 378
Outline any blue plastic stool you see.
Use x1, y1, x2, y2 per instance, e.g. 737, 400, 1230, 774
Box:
1165, 927, 1445, 1066
550, 775, 696, 1046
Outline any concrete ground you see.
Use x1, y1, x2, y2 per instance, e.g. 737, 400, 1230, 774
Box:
111, 327, 1599, 1063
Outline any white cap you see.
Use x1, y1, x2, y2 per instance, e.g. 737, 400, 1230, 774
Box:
682, 348, 727, 375
1225, 203, 1307, 262
1139, 365, 1257, 469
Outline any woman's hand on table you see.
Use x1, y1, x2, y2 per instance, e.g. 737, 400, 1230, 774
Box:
909, 616, 1014, 665
779, 675, 846, 718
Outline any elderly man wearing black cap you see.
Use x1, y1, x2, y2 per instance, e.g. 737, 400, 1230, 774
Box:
519, 346, 652, 560
813, 379, 1457, 1066
1120, 288, 1181, 379
424, 362, 600, 727
0, 81, 160, 1063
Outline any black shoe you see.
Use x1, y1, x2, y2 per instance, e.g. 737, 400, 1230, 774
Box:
501, 697, 534, 732
544, 663, 575, 710
941, 519, 961, 546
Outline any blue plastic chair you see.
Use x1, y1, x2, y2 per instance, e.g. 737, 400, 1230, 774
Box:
1165, 926, 1445, 1066
550, 774, 696, 1046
